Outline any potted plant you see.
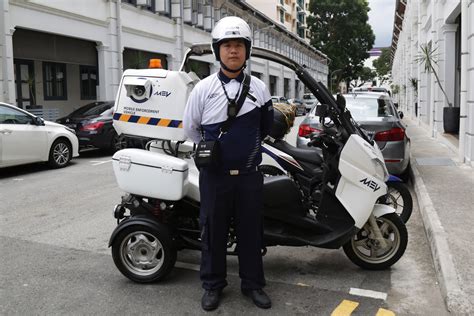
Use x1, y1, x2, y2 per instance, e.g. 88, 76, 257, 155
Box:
391, 84, 400, 108
416, 42, 459, 133
409, 77, 418, 116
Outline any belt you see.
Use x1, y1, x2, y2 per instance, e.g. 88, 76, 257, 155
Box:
222, 166, 259, 176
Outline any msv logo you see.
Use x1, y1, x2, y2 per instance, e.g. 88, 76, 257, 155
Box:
154, 90, 172, 97
359, 178, 381, 192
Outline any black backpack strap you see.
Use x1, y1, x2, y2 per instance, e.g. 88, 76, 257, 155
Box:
220, 74, 251, 135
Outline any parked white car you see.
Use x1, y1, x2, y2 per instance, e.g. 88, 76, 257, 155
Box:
0, 102, 79, 169
302, 93, 317, 112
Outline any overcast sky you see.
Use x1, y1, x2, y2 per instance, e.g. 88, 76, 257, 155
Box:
367, 0, 396, 48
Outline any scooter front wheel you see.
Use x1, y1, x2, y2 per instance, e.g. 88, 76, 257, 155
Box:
111, 224, 177, 283
343, 213, 408, 270
386, 181, 413, 223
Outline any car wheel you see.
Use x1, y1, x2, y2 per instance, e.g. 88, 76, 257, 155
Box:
111, 133, 128, 152
48, 138, 72, 168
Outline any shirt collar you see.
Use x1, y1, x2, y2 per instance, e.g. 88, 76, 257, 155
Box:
218, 70, 245, 84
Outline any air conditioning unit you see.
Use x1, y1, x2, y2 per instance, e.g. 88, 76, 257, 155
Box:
155, 0, 170, 14
136, 0, 151, 7
183, 0, 192, 23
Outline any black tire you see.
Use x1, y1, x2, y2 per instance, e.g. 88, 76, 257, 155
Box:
343, 213, 408, 270
398, 164, 411, 182
111, 224, 177, 283
110, 133, 128, 153
48, 138, 72, 168
386, 182, 413, 223
258, 164, 285, 177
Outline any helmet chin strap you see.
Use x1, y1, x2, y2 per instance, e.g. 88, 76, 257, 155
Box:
220, 61, 247, 73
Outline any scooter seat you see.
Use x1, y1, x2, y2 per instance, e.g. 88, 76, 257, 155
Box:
272, 140, 323, 165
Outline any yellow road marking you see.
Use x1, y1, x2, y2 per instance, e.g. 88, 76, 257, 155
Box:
376, 308, 395, 316
296, 282, 310, 287
331, 300, 359, 316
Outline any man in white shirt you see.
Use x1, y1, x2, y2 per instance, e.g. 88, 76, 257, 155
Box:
183, 16, 273, 311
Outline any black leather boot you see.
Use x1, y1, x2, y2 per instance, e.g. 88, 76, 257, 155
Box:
201, 289, 222, 311
242, 289, 271, 309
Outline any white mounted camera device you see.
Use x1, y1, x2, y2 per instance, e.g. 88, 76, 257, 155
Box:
124, 77, 152, 101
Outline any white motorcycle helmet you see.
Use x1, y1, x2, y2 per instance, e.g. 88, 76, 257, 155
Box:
211, 16, 252, 71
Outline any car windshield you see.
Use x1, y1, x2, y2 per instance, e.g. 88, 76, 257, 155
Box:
303, 94, 316, 100
69, 102, 113, 116
345, 97, 395, 120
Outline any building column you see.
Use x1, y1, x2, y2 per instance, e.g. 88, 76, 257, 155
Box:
97, 43, 121, 101
279, 67, 284, 96
1, 0, 15, 105
263, 60, 270, 88
96, 0, 122, 101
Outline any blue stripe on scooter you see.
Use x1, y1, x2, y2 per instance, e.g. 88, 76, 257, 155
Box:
388, 174, 402, 182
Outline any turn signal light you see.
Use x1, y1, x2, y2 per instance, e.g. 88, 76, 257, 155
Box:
374, 127, 405, 141
298, 124, 321, 137
80, 121, 105, 131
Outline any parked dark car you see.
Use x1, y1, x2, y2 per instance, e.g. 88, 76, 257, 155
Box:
288, 98, 306, 116
297, 93, 410, 178
56, 101, 142, 152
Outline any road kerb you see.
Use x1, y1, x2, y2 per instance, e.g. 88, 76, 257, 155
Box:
410, 156, 470, 314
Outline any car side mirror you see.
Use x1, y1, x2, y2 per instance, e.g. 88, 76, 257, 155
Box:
398, 111, 404, 119
315, 104, 329, 117
33, 116, 45, 126
336, 94, 346, 110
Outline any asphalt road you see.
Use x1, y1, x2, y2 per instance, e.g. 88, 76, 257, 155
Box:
0, 116, 448, 315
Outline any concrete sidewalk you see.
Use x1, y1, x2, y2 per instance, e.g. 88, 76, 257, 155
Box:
406, 119, 474, 314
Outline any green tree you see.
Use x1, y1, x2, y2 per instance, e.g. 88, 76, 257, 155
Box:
358, 66, 376, 86
372, 47, 391, 83
307, 0, 375, 91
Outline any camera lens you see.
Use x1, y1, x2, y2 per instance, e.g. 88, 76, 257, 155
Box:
133, 86, 146, 97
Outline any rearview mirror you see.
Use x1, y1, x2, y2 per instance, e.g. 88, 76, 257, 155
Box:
398, 111, 404, 119
315, 104, 329, 117
336, 94, 346, 110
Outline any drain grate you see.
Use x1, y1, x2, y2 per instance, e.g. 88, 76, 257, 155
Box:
415, 157, 455, 166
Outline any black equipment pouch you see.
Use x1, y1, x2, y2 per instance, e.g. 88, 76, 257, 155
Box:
194, 74, 251, 169
194, 140, 220, 169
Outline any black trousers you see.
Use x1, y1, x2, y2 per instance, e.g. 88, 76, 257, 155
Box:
199, 169, 266, 291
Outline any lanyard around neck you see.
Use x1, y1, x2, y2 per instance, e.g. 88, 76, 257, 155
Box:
219, 73, 245, 104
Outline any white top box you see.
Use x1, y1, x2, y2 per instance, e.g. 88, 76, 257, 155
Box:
113, 69, 200, 141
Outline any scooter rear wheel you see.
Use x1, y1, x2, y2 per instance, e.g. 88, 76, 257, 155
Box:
111, 224, 177, 283
343, 213, 408, 270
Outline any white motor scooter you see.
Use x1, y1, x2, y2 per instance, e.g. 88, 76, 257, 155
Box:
107, 45, 408, 283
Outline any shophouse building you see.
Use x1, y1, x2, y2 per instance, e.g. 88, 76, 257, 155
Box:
1, 0, 328, 120
246, 0, 310, 42
391, 0, 474, 164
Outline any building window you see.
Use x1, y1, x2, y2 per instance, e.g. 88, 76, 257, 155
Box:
80, 66, 98, 100
43, 62, 67, 100
269, 75, 277, 95
280, 10, 284, 23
